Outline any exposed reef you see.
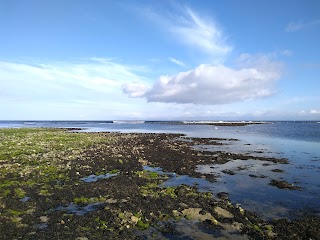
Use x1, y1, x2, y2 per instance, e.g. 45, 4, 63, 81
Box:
0, 128, 318, 239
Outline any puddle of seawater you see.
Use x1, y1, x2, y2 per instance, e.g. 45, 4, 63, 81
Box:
196, 159, 279, 178
188, 134, 320, 220
80, 172, 118, 183
144, 160, 320, 220
196, 157, 320, 219
36, 223, 48, 230
54, 202, 102, 215
143, 166, 214, 191
20, 196, 30, 202
143, 166, 176, 177
192, 142, 283, 159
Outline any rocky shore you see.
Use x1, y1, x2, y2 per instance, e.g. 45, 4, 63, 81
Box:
0, 128, 319, 239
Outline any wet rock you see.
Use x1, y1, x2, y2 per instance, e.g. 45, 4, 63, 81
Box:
222, 169, 235, 175
182, 208, 218, 224
214, 206, 234, 219
269, 179, 302, 190
271, 169, 284, 173
220, 222, 243, 232
248, 174, 267, 178
172, 209, 183, 219
105, 198, 118, 204
238, 206, 245, 215
217, 192, 229, 201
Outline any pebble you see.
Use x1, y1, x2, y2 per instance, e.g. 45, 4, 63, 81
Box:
39, 216, 49, 223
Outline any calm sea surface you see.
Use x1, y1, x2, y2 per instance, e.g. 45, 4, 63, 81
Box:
1, 120, 320, 219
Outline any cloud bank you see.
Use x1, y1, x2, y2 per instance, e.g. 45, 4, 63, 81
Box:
123, 55, 281, 105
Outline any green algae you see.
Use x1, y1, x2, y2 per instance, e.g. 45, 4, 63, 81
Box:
136, 219, 150, 230
74, 196, 106, 205
8, 209, 24, 216
14, 188, 26, 198
39, 189, 50, 196
140, 181, 177, 198
108, 169, 120, 174
135, 170, 160, 179
2, 189, 11, 197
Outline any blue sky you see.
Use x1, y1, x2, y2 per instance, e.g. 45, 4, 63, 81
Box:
1, 0, 319, 120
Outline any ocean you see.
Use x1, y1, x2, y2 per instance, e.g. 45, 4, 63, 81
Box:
1, 120, 320, 219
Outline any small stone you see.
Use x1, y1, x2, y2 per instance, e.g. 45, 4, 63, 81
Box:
76, 237, 89, 240
172, 210, 180, 217
238, 207, 245, 215
266, 231, 277, 238
13, 216, 23, 222
105, 198, 117, 204
25, 208, 35, 214
131, 216, 139, 224
60, 220, 65, 225
211, 219, 218, 225
39, 216, 49, 223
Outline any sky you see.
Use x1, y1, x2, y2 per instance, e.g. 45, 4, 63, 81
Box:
0, 0, 320, 121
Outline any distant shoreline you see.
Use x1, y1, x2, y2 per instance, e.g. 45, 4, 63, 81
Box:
146, 120, 268, 126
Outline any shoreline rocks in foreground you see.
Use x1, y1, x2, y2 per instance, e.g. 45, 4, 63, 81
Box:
0, 128, 318, 239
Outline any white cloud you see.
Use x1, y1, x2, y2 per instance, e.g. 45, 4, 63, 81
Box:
285, 19, 320, 32
0, 59, 146, 104
171, 7, 231, 58
122, 82, 150, 98
168, 57, 186, 67
145, 6, 231, 62
299, 109, 320, 115
309, 109, 320, 114
124, 54, 281, 105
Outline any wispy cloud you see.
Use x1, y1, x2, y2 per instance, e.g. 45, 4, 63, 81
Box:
285, 19, 320, 32
0, 58, 146, 104
171, 7, 232, 58
168, 57, 186, 67
145, 6, 232, 62
281, 49, 293, 57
